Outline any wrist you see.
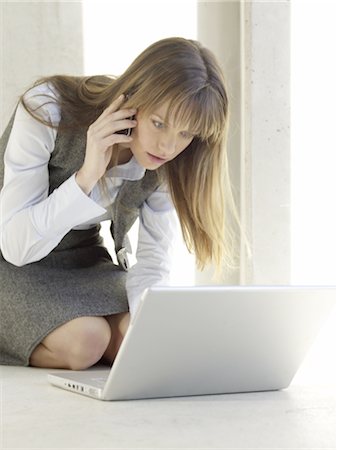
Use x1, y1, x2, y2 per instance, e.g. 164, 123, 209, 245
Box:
75, 169, 98, 195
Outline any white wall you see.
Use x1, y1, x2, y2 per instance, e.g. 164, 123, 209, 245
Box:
82, 0, 197, 76
291, 0, 336, 285
0, 1, 83, 134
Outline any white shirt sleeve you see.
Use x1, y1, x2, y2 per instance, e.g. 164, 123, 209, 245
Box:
0, 88, 107, 266
125, 185, 179, 320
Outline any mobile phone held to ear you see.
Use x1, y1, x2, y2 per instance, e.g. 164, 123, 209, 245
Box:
116, 114, 135, 137
116, 91, 135, 136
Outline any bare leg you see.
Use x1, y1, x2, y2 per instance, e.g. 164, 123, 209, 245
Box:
29, 316, 112, 370
103, 312, 130, 363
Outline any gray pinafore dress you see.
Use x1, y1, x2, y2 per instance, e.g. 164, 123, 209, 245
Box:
0, 106, 160, 366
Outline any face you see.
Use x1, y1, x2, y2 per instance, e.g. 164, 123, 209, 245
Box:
128, 102, 196, 169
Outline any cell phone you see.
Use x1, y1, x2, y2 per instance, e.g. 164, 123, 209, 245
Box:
116, 91, 135, 136
116, 114, 135, 137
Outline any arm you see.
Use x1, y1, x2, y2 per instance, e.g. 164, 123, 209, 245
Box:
0, 92, 107, 266
125, 185, 180, 320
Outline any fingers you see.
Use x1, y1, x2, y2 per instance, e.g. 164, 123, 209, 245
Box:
86, 93, 137, 153
94, 94, 137, 135
101, 94, 125, 117
101, 94, 135, 119
98, 109, 137, 129
102, 133, 133, 149
88, 122, 134, 149
112, 118, 137, 135
94, 116, 137, 138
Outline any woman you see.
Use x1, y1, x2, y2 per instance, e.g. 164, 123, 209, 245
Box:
0, 37, 238, 369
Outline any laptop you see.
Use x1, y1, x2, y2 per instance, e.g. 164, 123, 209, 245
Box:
48, 285, 335, 401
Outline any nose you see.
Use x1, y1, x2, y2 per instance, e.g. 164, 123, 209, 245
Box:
158, 136, 177, 158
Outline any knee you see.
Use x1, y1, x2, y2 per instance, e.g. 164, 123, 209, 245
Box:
67, 317, 111, 370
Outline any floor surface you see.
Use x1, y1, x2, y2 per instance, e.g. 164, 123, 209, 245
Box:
1, 310, 336, 449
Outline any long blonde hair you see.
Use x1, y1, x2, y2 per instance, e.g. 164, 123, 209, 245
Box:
20, 37, 239, 272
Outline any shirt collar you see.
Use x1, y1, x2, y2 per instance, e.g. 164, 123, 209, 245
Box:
106, 156, 146, 181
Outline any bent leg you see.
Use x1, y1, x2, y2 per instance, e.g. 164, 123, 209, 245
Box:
29, 316, 112, 370
103, 312, 130, 363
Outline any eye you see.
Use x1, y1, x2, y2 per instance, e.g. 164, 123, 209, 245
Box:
180, 131, 195, 140
152, 120, 164, 129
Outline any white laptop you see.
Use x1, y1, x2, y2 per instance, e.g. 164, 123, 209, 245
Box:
48, 285, 335, 401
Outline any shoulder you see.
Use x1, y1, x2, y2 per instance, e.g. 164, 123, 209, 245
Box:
22, 81, 61, 125
145, 180, 175, 213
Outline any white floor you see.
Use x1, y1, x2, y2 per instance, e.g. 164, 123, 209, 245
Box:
1, 311, 336, 450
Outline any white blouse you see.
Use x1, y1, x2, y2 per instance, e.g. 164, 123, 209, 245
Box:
0, 83, 179, 320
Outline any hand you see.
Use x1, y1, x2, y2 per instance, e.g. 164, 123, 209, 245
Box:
76, 95, 137, 194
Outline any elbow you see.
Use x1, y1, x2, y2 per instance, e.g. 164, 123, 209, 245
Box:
1, 248, 27, 267
0, 237, 28, 267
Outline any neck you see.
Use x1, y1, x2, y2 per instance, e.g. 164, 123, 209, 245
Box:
108, 145, 133, 170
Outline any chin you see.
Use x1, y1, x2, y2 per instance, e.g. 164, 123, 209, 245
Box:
134, 153, 165, 170
142, 162, 162, 170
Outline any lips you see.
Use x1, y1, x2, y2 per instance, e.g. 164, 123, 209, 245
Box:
146, 152, 167, 163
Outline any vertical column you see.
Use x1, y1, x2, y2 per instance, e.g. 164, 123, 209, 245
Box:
0, 1, 83, 134
243, 0, 291, 284
197, 0, 291, 285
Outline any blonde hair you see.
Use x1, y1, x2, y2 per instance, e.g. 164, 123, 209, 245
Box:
20, 37, 240, 272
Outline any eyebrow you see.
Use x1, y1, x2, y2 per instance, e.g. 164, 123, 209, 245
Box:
153, 113, 166, 122
152, 113, 195, 134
